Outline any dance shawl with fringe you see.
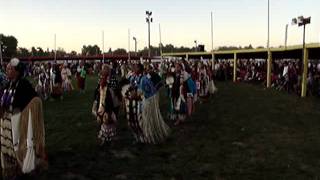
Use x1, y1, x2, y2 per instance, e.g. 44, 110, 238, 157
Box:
16, 97, 46, 170
139, 75, 170, 144
0, 97, 47, 178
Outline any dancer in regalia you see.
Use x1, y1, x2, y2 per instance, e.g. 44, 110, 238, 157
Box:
109, 61, 122, 104
198, 62, 210, 102
0, 58, 47, 179
122, 64, 145, 143
51, 65, 63, 99
61, 63, 73, 93
92, 64, 120, 145
140, 64, 169, 144
122, 63, 170, 144
35, 66, 50, 100
172, 62, 196, 125
165, 65, 176, 120
191, 63, 199, 103
208, 62, 218, 95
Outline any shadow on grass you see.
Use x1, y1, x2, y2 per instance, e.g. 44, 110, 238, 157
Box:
37, 78, 320, 180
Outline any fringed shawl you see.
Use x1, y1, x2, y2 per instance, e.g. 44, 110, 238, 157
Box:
16, 97, 46, 169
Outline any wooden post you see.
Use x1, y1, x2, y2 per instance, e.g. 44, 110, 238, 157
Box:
186, 53, 189, 61
301, 48, 309, 97
267, 50, 272, 88
233, 53, 237, 82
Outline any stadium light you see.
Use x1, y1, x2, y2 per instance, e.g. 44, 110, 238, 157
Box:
292, 15, 311, 97
146, 10, 153, 58
291, 16, 311, 50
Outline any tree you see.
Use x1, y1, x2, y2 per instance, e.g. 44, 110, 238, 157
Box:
244, 44, 253, 49
31, 47, 37, 56
37, 47, 45, 56
0, 34, 18, 57
70, 51, 77, 56
163, 44, 175, 53
218, 46, 240, 51
81, 45, 101, 56
17, 47, 31, 57
56, 47, 66, 57
113, 48, 127, 55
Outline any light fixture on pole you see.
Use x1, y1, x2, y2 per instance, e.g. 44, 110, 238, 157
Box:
146, 10, 153, 59
292, 15, 311, 97
133, 37, 137, 55
194, 40, 198, 52
291, 16, 311, 50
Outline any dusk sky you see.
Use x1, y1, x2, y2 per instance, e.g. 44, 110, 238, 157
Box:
1, 0, 319, 52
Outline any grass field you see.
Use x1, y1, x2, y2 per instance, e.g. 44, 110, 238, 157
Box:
36, 76, 320, 180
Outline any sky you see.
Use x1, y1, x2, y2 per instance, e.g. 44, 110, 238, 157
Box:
0, 0, 319, 53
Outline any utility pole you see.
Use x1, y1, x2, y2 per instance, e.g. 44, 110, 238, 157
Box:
159, 23, 163, 59
54, 34, 57, 64
285, 24, 288, 49
102, 30, 105, 62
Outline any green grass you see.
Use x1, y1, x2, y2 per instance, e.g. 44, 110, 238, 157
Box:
36, 76, 320, 180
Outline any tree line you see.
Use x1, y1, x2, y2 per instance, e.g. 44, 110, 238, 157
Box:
0, 34, 265, 58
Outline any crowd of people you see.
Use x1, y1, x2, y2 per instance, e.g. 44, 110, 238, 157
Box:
213, 60, 233, 81
29, 62, 88, 100
3, 56, 320, 179
91, 59, 218, 145
4, 57, 320, 179
0, 58, 218, 179
213, 58, 320, 97
236, 60, 266, 84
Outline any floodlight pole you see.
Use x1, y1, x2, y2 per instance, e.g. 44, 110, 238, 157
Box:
291, 16, 311, 97
301, 23, 307, 97
148, 20, 151, 58
146, 11, 153, 59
